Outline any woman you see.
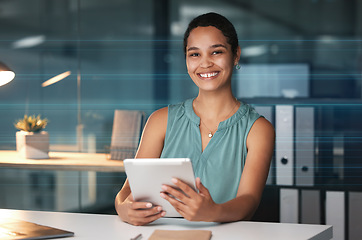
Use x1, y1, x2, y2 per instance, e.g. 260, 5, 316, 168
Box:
115, 12, 275, 226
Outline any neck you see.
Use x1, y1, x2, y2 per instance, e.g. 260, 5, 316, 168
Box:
193, 90, 239, 121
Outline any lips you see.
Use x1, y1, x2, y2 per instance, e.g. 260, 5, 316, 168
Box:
198, 71, 219, 79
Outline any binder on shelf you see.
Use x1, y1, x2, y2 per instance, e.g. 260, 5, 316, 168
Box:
280, 188, 298, 223
254, 105, 274, 185
275, 105, 294, 185
301, 190, 320, 224
295, 107, 315, 186
326, 191, 345, 240
348, 192, 362, 240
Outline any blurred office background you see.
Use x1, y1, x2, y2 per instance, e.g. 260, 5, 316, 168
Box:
0, 0, 361, 239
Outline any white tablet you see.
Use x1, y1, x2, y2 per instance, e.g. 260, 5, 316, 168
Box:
124, 158, 196, 218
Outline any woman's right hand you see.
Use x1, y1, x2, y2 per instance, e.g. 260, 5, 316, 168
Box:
117, 194, 165, 226
115, 107, 168, 225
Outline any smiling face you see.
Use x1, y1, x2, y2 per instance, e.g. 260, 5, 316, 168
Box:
186, 26, 240, 93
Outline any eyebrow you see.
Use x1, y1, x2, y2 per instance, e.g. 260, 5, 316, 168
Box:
187, 44, 228, 52
211, 44, 227, 49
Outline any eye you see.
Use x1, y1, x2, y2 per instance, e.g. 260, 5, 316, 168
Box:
212, 50, 223, 55
189, 52, 200, 57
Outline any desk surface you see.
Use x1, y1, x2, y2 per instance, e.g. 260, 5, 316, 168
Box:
0, 209, 332, 240
0, 150, 124, 172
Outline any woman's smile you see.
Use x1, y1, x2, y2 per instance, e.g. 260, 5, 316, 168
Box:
198, 71, 220, 79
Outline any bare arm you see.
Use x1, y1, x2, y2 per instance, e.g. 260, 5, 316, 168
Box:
214, 117, 275, 222
114, 107, 168, 225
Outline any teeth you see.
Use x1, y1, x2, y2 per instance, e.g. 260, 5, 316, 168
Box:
200, 72, 218, 78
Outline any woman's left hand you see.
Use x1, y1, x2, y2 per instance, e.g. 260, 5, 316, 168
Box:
160, 177, 218, 221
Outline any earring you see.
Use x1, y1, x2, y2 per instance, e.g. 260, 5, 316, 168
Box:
235, 64, 241, 70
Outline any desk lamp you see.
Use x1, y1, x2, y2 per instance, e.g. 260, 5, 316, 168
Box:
0, 61, 15, 87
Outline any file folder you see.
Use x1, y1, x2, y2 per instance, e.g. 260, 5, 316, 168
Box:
280, 188, 298, 223
326, 191, 345, 240
301, 190, 320, 224
295, 107, 315, 186
348, 192, 362, 240
276, 105, 294, 185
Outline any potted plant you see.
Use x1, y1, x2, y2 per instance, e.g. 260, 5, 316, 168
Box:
15, 115, 49, 159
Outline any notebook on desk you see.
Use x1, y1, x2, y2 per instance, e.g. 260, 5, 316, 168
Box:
149, 229, 212, 240
0, 217, 74, 240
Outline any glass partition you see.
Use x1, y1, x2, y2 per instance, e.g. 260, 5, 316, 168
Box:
0, 0, 361, 222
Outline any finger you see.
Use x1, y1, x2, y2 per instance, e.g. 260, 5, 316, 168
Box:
160, 192, 187, 212
130, 201, 153, 210
144, 210, 166, 222
171, 178, 198, 198
130, 205, 163, 218
130, 210, 165, 226
195, 177, 210, 196
161, 185, 188, 203
195, 177, 204, 191
128, 193, 134, 201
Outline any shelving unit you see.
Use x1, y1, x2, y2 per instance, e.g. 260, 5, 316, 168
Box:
246, 98, 362, 240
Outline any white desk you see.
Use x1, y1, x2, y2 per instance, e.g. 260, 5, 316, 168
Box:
0, 150, 124, 172
0, 209, 332, 240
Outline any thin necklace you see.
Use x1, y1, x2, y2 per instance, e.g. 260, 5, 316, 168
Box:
199, 98, 239, 138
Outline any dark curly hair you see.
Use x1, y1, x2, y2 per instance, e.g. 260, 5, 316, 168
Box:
183, 12, 239, 57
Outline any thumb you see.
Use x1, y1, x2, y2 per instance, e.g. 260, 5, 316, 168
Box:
196, 177, 210, 195
127, 193, 135, 202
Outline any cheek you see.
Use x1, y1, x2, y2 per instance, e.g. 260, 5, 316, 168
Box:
186, 60, 197, 73
216, 58, 233, 69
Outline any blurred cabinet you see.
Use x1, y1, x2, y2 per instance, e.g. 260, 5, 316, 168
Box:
348, 192, 362, 240
0, 151, 126, 213
250, 98, 362, 240
0, 168, 125, 213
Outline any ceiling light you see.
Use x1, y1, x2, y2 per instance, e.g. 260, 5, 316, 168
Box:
0, 61, 15, 87
41, 71, 71, 87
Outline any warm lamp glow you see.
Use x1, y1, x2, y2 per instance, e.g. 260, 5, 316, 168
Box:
0, 62, 15, 87
0, 71, 15, 87
41, 71, 71, 87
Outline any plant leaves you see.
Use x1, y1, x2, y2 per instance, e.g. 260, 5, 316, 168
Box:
14, 114, 48, 132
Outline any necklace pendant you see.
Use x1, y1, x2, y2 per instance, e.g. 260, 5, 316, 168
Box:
208, 132, 213, 138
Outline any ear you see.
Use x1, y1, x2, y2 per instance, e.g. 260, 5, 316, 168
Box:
234, 46, 241, 66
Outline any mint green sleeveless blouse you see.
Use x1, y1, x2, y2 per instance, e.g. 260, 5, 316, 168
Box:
160, 98, 261, 204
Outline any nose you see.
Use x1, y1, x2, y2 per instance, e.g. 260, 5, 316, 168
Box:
200, 55, 213, 68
